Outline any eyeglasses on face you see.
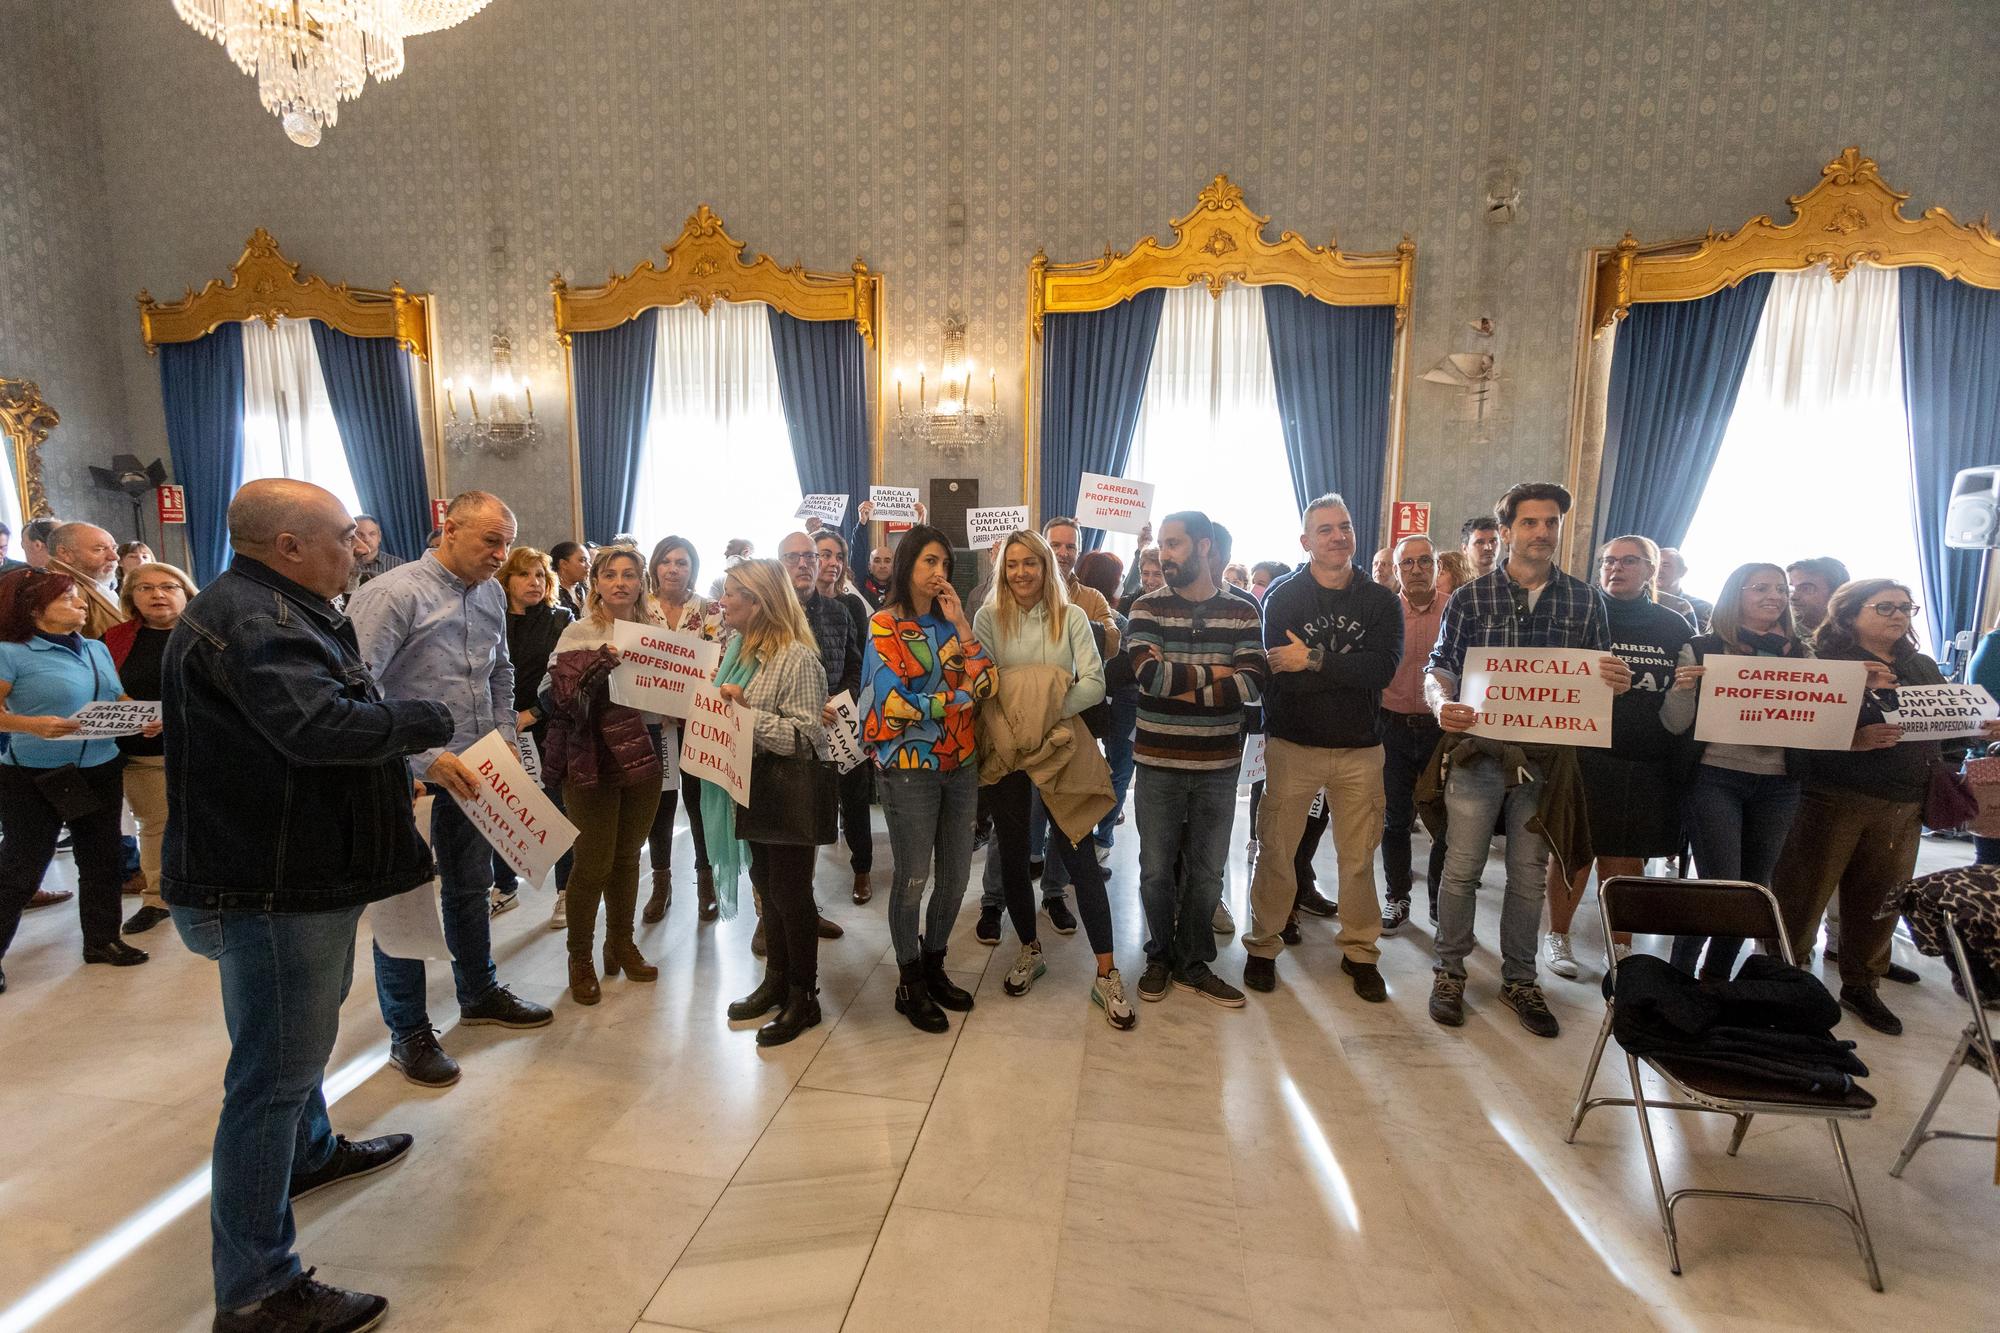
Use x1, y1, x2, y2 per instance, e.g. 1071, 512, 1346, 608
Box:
780, 552, 818, 566
1862, 601, 1918, 617
1600, 555, 1650, 570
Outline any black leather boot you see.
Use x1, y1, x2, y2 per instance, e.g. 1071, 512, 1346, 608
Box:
922, 942, 974, 1012
757, 984, 823, 1047
728, 969, 786, 1022
895, 957, 950, 1033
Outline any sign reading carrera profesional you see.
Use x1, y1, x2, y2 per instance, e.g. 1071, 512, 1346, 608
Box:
454, 730, 580, 885
606, 620, 721, 718
1881, 683, 1999, 741
1459, 647, 1615, 748
1693, 655, 1868, 751
1074, 472, 1155, 535
679, 685, 755, 806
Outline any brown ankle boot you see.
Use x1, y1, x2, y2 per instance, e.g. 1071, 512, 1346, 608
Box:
643, 868, 670, 923
605, 939, 658, 982
698, 867, 718, 921
568, 955, 601, 1005
852, 871, 872, 905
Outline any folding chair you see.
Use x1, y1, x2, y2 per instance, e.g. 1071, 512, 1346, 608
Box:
1563, 876, 1883, 1291
1888, 914, 1999, 1177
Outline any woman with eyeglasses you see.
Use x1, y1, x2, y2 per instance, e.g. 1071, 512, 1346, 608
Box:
643, 536, 720, 922
1769, 580, 2000, 1035
1542, 536, 1695, 980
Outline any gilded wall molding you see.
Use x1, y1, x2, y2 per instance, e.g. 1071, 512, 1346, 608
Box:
0, 377, 57, 519
549, 205, 883, 346
1588, 146, 2000, 334
136, 229, 434, 358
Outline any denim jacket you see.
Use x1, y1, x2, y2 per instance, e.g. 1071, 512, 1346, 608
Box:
160, 556, 455, 913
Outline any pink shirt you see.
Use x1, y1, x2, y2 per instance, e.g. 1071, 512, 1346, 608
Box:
1381, 592, 1444, 714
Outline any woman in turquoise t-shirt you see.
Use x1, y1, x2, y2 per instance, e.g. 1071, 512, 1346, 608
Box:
0, 568, 155, 989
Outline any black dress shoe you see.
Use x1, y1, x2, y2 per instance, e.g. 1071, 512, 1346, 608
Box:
458, 985, 553, 1029
1279, 914, 1302, 946
390, 1029, 461, 1088
1342, 957, 1388, 1003
289, 1134, 414, 1202
82, 939, 149, 967
1839, 984, 1903, 1035
1883, 961, 1921, 985
1243, 955, 1277, 993
1295, 888, 1337, 918
212, 1267, 387, 1333
124, 904, 172, 935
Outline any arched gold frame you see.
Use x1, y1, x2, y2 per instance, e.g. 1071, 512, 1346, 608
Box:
1565, 147, 2000, 561
0, 377, 56, 519
1024, 175, 1416, 531
135, 229, 445, 498
551, 205, 885, 539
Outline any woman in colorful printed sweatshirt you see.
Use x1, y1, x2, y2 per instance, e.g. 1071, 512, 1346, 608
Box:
858, 524, 996, 1033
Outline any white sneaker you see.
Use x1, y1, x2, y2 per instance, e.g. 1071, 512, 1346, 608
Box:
1095, 842, 1111, 868
1612, 940, 1633, 965
548, 891, 567, 930
1545, 932, 1580, 979
1092, 968, 1136, 1030
490, 890, 518, 917
1003, 942, 1046, 996
1212, 898, 1236, 935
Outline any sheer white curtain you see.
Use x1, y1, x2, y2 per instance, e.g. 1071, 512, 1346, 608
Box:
239, 316, 365, 516
1679, 264, 1927, 648
628, 300, 801, 574
0, 444, 23, 539
1111, 283, 1296, 569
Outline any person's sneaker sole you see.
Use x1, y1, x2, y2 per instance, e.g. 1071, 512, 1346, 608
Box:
457, 1012, 554, 1029
1138, 976, 1170, 1002
390, 1058, 460, 1089
290, 1140, 414, 1202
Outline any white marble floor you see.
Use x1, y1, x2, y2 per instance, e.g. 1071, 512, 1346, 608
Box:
2, 798, 1997, 1333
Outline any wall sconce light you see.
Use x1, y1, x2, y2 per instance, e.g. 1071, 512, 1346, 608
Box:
895, 315, 998, 460
444, 332, 542, 460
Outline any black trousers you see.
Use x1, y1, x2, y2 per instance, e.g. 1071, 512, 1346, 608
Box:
0, 758, 128, 956
1380, 709, 1445, 908
988, 770, 1114, 953
749, 841, 819, 989
837, 763, 874, 872
650, 776, 713, 874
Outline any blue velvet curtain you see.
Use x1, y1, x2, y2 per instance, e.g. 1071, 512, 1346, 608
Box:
310, 323, 432, 560
1262, 287, 1397, 557
157, 323, 246, 584
1038, 289, 1166, 550
1596, 274, 1773, 548
767, 309, 870, 518
1900, 267, 2000, 658
570, 308, 661, 542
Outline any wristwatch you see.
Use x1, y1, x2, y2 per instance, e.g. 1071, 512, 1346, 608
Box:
1306, 645, 1326, 673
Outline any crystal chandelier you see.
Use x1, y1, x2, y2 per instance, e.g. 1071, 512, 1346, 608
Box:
172, 1, 492, 146
895, 316, 1000, 461
443, 333, 542, 461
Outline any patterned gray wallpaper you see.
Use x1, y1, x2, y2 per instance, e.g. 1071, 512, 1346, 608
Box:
4, 0, 1998, 556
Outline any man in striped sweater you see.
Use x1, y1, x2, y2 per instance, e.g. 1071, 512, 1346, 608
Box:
1126, 510, 1268, 1008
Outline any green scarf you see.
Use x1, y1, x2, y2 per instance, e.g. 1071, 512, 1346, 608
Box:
699, 635, 758, 920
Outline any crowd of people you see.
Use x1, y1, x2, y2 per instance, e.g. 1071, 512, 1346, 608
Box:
0, 476, 1986, 1333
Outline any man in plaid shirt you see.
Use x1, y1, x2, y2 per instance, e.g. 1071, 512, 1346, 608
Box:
1422, 482, 1632, 1037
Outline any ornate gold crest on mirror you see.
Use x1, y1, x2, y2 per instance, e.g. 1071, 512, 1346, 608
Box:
0, 377, 55, 519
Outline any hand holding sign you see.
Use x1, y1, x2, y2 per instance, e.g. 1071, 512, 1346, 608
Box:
1074, 472, 1155, 536
1881, 683, 2000, 741
795, 493, 850, 527
867, 486, 922, 523
607, 620, 721, 718
66, 700, 162, 739
679, 684, 755, 806
1693, 655, 1867, 751
453, 731, 580, 885
1458, 648, 1614, 748
824, 690, 866, 773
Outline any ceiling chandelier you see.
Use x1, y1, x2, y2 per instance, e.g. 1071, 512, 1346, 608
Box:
172, 1, 492, 147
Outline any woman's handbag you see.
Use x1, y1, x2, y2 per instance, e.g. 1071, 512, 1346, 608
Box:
1925, 760, 1979, 832
738, 745, 839, 846
33, 763, 103, 821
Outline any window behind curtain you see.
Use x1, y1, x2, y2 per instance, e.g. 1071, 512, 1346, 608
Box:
628, 300, 802, 583
0, 441, 23, 539
1109, 283, 1297, 572
239, 316, 365, 519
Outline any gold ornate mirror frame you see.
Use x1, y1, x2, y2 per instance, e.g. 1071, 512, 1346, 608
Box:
1024, 175, 1416, 531
1564, 147, 2000, 560
136, 231, 444, 502
552, 206, 885, 539
0, 377, 56, 520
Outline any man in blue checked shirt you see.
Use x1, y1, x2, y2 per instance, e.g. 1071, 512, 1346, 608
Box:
1422, 482, 1632, 1038
349, 490, 553, 1089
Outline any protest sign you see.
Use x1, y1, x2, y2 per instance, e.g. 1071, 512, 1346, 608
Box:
1693, 655, 1867, 751
455, 730, 579, 885
680, 685, 755, 806
368, 795, 453, 961
795, 493, 850, 526
1459, 647, 1615, 748
965, 505, 1030, 549
1241, 734, 1266, 785
1882, 683, 1999, 741
868, 485, 922, 523
1075, 472, 1155, 535
661, 725, 682, 792
66, 700, 161, 739
515, 731, 543, 786
607, 620, 720, 718
825, 690, 866, 773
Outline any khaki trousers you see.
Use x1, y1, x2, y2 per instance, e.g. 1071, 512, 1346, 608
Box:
1244, 737, 1386, 963
1769, 783, 1919, 991
124, 754, 169, 909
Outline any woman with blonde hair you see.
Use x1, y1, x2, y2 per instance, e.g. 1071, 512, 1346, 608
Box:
644, 535, 719, 921
495, 546, 574, 920
705, 557, 831, 1046
541, 548, 664, 1005
973, 530, 1131, 1029
102, 561, 198, 934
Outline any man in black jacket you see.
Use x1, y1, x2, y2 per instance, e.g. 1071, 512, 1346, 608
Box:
1241, 494, 1403, 1000
163, 479, 454, 1333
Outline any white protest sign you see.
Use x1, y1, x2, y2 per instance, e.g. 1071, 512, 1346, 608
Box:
1693, 655, 1867, 751
368, 795, 453, 961
1459, 647, 1615, 748
66, 700, 161, 739
680, 685, 756, 807
455, 730, 580, 885
515, 731, 543, 786
1075, 472, 1155, 535
661, 726, 682, 792
1240, 734, 1267, 786
868, 485, 922, 523
795, 493, 850, 526
965, 505, 1030, 549
607, 619, 720, 718
1882, 683, 1999, 741
825, 690, 866, 773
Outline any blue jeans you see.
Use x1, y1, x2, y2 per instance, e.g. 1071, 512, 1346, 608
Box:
1098, 689, 1139, 849
879, 764, 980, 965
372, 797, 501, 1040
1434, 756, 1548, 985
172, 903, 364, 1312
1669, 766, 1802, 977
983, 786, 1065, 903
1135, 763, 1238, 979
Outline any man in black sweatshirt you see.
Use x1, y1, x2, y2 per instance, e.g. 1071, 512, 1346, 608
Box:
1241, 494, 1403, 999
